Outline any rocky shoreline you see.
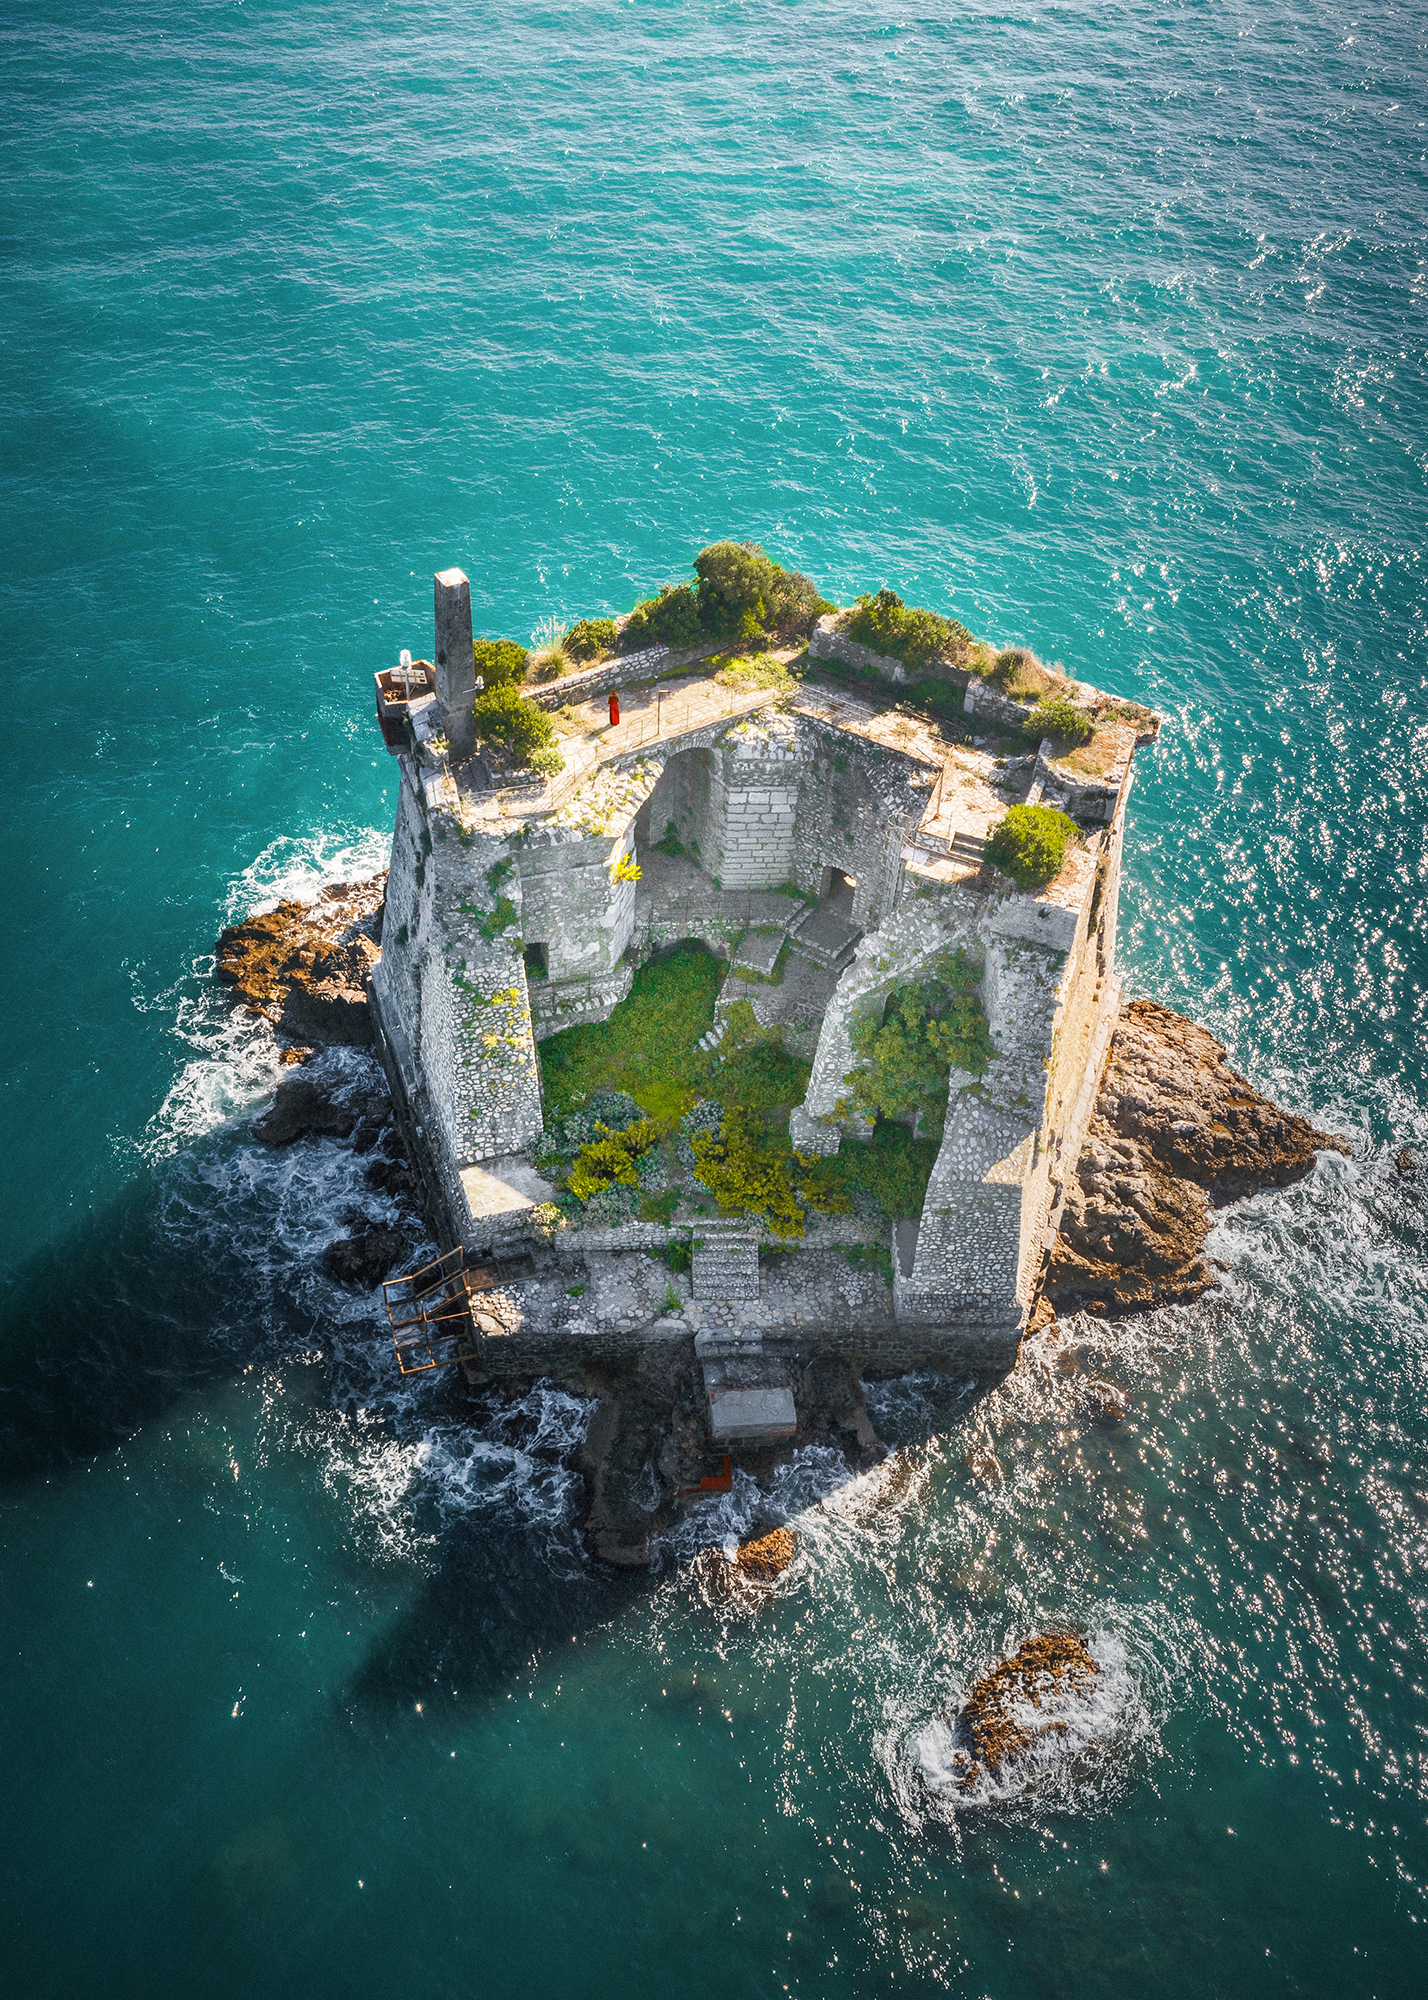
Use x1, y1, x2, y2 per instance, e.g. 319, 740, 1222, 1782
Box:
221, 877, 1347, 1562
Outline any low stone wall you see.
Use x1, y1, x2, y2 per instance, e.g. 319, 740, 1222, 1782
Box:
462, 1315, 1020, 1388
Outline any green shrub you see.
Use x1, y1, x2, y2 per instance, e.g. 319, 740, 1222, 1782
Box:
472, 638, 528, 690
567, 1118, 660, 1202
564, 616, 618, 662
691, 1109, 805, 1239
473, 684, 556, 768
985, 804, 1079, 889
639, 1188, 682, 1225
528, 744, 565, 779
538, 943, 723, 1120
712, 651, 798, 697
986, 648, 1055, 703
843, 588, 971, 672
842, 951, 993, 1135
622, 583, 702, 651
1023, 692, 1094, 747
816, 1121, 940, 1221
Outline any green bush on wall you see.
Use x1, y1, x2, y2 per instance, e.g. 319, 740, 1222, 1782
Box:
472, 637, 528, 689
843, 950, 993, 1139
843, 588, 972, 673
985, 804, 1080, 889
564, 617, 618, 662
1022, 691, 1093, 747
622, 583, 702, 651
473, 684, 556, 768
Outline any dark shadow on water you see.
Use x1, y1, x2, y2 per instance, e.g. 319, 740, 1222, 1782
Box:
342, 1503, 647, 1717
0, 1173, 304, 1481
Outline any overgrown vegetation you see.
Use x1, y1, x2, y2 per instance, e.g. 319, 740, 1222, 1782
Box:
986, 648, 1056, 704
985, 804, 1080, 889
566, 1119, 659, 1200
843, 588, 974, 672
1023, 691, 1094, 748
473, 684, 557, 769
564, 616, 619, 662
841, 952, 993, 1140
472, 637, 528, 690
535, 943, 944, 1230
614, 542, 831, 658
712, 651, 800, 697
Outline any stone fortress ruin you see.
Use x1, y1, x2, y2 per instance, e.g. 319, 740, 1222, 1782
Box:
366, 557, 1160, 1476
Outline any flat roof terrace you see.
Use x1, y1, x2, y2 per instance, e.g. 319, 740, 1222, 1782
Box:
443, 657, 1035, 855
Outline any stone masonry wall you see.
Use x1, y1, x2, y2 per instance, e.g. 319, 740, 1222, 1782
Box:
703, 712, 800, 889
787, 718, 927, 930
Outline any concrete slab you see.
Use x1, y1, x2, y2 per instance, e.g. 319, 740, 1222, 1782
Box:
709, 1386, 797, 1443
459, 1155, 554, 1228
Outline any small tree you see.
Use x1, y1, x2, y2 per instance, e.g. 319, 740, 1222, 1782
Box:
622, 583, 701, 651
564, 617, 618, 662
842, 951, 993, 1137
985, 805, 1079, 889
1023, 692, 1093, 747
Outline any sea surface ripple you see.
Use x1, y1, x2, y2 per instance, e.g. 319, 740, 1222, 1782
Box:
1, 4, 1426, 1995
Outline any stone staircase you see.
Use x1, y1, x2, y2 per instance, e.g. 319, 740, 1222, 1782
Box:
690, 1218, 760, 1302
788, 903, 861, 972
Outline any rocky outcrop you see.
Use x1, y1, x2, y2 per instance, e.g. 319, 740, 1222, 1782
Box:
322, 1224, 411, 1289
952, 1631, 1099, 1788
734, 1526, 796, 1580
215, 876, 385, 1046
1045, 999, 1347, 1318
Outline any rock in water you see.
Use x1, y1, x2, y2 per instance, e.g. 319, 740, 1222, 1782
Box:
251, 1075, 358, 1147
734, 1527, 796, 1581
214, 876, 385, 1046
1045, 1000, 1346, 1318
954, 1631, 1099, 1788
322, 1224, 409, 1289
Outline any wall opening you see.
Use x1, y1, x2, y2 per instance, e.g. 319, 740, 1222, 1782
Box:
523, 942, 549, 981
819, 867, 856, 915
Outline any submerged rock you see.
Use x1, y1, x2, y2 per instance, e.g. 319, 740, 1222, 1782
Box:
953, 1631, 1099, 1788
214, 875, 385, 1046
1045, 1000, 1346, 1319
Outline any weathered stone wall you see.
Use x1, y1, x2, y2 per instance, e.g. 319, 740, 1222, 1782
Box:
633, 745, 716, 864
787, 718, 926, 929
788, 893, 984, 1153
371, 757, 544, 1170
703, 712, 800, 889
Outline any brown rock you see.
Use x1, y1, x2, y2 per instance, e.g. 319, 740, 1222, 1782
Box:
953, 1631, 1098, 1788
214, 876, 385, 1047
1044, 1000, 1346, 1319
734, 1526, 796, 1581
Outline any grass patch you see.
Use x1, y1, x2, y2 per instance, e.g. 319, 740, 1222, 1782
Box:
1055, 730, 1123, 779
822, 1120, 940, 1220
538, 943, 722, 1123
712, 651, 801, 696
985, 649, 1057, 704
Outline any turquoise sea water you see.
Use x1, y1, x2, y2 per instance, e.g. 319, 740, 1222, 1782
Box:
3, 2, 1427, 1993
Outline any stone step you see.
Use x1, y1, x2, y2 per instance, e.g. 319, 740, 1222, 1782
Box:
696, 1017, 728, 1052
691, 1223, 760, 1302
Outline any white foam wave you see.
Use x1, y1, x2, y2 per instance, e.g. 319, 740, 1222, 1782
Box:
224, 825, 390, 924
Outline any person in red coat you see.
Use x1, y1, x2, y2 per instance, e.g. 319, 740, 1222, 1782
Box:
608, 690, 620, 727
